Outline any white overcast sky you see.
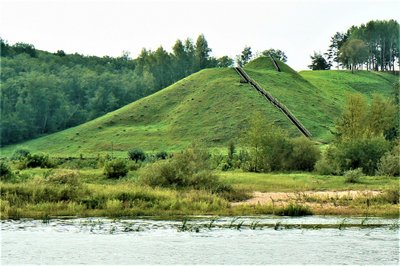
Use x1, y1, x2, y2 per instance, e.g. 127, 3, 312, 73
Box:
1, 0, 399, 70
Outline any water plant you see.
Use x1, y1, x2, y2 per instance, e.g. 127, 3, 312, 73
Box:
361, 217, 368, 226
338, 218, 348, 230
179, 219, 189, 232
274, 221, 282, 230
229, 217, 240, 228
276, 203, 312, 216
207, 217, 218, 230
236, 220, 244, 230
250, 221, 260, 230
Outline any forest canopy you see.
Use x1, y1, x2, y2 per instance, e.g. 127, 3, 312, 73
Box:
0, 35, 233, 146
325, 19, 399, 71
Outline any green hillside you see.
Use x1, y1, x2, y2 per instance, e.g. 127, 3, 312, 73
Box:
245, 58, 397, 140
1, 57, 396, 157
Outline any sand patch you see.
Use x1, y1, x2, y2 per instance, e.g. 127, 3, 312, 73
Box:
232, 190, 381, 206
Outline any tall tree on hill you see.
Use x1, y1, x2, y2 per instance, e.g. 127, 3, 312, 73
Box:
152, 46, 173, 89
13, 42, 37, 57
184, 38, 196, 74
135, 48, 151, 74
216, 56, 234, 67
339, 39, 368, 73
330, 20, 399, 71
325, 32, 347, 69
195, 34, 212, 70
172, 39, 187, 80
308, 52, 331, 70
0, 38, 11, 56
261, 49, 287, 62
237, 46, 252, 67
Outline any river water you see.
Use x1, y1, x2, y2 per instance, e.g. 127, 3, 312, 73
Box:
1, 216, 399, 265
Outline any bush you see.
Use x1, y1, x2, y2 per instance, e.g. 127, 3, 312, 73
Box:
336, 137, 390, 175
242, 117, 292, 172
314, 146, 342, 175
288, 137, 321, 171
344, 168, 364, 183
377, 143, 400, 176
381, 188, 399, 204
155, 151, 168, 160
44, 170, 80, 187
128, 149, 146, 162
0, 161, 13, 181
25, 153, 54, 168
104, 159, 128, 178
11, 149, 30, 161
57, 158, 99, 169
276, 203, 312, 216
127, 161, 142, 171
140, 145, 230, 192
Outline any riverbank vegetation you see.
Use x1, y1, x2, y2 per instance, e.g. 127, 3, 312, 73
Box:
1, 137, 398, 219
0, 165, 398, 219
1, 89, 399, 219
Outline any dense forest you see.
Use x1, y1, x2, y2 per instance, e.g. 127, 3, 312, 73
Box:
0, 35, 233, 146
309, 19, 399, 71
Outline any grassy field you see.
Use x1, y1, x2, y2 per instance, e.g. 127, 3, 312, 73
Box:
1, 167, 398, 219
0, 57, 397, 157
220, 171, 399, 192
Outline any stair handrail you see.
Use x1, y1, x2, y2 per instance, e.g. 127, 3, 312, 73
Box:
234, 67, 312, 137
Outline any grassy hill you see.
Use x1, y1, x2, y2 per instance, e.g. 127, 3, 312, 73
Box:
1, 57, 396, 157
245, 58, 396, 140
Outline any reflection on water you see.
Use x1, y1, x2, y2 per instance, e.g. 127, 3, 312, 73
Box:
1, 216, 399, 265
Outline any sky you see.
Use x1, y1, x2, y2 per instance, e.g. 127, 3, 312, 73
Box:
1, 0, 399, 70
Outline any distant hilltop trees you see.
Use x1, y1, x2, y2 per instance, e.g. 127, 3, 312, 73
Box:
310, 19, 399, 71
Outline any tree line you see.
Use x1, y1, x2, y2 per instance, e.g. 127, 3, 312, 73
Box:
0, 35, 234, 146
309, 19, 399, 71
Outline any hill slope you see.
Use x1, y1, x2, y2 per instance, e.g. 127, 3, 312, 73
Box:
245, 58, 396, 140
1, 57, 397, 157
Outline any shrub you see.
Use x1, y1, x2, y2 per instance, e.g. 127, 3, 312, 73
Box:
104, 159, 128, 178
242, 116, 292, 172
140, 145, 230, 192
127, 161, 142, 171
288, 137, 321, 171
56, 158, 99, 169
25, 153, 54, 168
377, 143, 400, 176
0, 161, 13, 181
155, 151, 168, 160
45, 170, 80, 187
141, 160, 175, 187
381, 188, 399, 204
314, 146, 341, 175
314, 159, 334, 175
344, 168, 364, 183
276, 203, 312, 216
377, 152, 400, 177
219, 160, 231, 171
11, 149, 30, 161
336, 137, 390, 175
128, 149, 146, 162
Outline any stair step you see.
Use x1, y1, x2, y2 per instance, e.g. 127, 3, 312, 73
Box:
234, 67, 312, 138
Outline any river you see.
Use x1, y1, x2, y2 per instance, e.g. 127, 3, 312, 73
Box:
1, 216, 399, 265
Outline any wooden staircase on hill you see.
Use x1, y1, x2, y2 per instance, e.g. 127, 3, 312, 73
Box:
234, 67, 312, 138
